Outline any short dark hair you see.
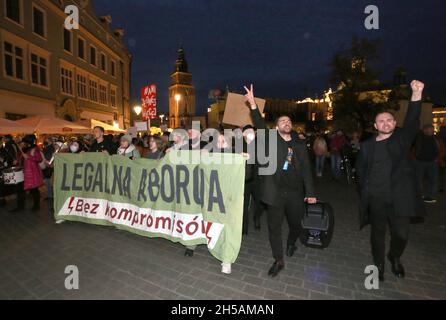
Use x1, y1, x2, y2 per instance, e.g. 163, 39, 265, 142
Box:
93, 126, 105, 133
22, 134, 37, 145
275, 115, 292, 126
374, 110, 396, 122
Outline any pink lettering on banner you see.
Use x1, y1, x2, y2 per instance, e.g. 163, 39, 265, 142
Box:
58, 197, 225, 249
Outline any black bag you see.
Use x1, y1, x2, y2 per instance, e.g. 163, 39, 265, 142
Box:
300, 201, 334, 249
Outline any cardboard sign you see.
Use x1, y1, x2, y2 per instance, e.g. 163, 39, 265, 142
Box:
222, 92, 266, 127
134, 121, 148, 132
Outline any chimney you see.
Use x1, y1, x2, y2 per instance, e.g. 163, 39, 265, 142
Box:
114, 28, 125, 42
100, 15, 112, 28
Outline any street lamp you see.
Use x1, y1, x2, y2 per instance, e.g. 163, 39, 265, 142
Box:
133, 105, 142, 116
174, 94, 181, 128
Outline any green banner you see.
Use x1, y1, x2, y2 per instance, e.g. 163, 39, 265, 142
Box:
54, 152, 246, 263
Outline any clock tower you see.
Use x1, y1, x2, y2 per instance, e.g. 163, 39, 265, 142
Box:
169, 47, 196, 128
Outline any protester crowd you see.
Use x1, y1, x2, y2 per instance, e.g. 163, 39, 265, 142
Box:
0, 81, 445, 278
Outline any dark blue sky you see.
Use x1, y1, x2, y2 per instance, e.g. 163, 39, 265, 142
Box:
93, 0, 446, 115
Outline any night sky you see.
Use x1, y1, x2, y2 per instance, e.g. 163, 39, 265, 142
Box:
93, 0, 446, 115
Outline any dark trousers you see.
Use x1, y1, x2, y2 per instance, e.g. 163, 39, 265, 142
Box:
369, 196, 410, 265
267, 189, 304, 261
415, 160, 439, 198
16, 184, 40, 209
439, 165, 445, 192
243, 180, 264, 234
29, 188, 40, 209
16, 182, 25, 209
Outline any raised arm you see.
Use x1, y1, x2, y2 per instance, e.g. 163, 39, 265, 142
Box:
401, 80, 424, 142
244, 84, 267, 130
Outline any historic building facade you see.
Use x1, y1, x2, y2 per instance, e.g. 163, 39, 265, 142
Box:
0, 0, 132, 128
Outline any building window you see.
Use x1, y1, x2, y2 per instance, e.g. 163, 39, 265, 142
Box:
101, 53, 106, 72
4, 41, 24, 80
90, 46, 97, 66
64, 29, 72, 52
89, 79, 98, 102
60, 67, 74, 95
77, 74, 87, 99
99, 84, 107, 105
5, 0, 22, 25
32, 5, 46, 38
30, 53, 48, 87
110, 87, 117, 108
78, 38, 85, 60
110, 60, 116, 77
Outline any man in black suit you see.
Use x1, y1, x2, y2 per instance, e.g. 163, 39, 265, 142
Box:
244, 85, 317, 277
356, 80, 426, 282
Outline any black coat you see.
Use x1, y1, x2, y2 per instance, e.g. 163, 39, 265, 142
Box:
250, 108, 315, 206
356, 100, 426, 230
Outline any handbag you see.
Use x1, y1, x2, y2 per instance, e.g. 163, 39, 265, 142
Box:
38, 150, 47, 170
300, 201, 334, 249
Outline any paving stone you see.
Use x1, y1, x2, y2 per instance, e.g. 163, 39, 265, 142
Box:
0, 175, 445, 300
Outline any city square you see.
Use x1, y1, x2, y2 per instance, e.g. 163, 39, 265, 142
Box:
1, 0, 445, 306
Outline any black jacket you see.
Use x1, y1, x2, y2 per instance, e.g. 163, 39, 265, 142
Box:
250, 107, 315, 206
356, 100, 426, 229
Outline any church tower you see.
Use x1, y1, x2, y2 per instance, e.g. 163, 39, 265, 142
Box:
169, 47, 196, 128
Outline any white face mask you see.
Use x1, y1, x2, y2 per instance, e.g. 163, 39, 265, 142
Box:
245, 133, 255, 143
70, 145, 79, 153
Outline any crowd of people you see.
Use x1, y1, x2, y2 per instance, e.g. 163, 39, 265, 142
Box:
0, 80, 445, 278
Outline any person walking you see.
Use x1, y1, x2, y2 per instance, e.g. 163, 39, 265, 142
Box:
438, 126, 446, 193
356, 80, 426, 282
329, 130, 347, 181
21, 135, 44, 211
117, 135, 141, 160
145, 136, 165, 160
89, 126, 116, 155
313, 134, 328, 178
414, 124, 440, 203
245, 84, 317, 277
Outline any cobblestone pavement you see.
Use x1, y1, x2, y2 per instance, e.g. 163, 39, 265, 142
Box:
0, 174, 445, 300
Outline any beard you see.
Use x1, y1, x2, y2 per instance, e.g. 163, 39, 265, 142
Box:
279, 126, 292, 135
378, 127, 395, 135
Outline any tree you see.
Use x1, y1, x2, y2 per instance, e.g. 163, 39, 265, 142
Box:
329, 37, 399, 134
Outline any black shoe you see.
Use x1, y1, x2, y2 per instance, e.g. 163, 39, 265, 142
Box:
254, 216, 261, 230
376, 263, 385, 282
423, 197, 437, 203
9, 207, 24, 213
0, 199, 6, 207
268, 260, 284, 277
286, 245, 297, 257
387, 253, 405, 278
31, 206, 40, 212
184, 249, 194, 257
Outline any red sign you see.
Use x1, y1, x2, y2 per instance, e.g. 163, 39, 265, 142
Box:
141, 84, 157, 120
